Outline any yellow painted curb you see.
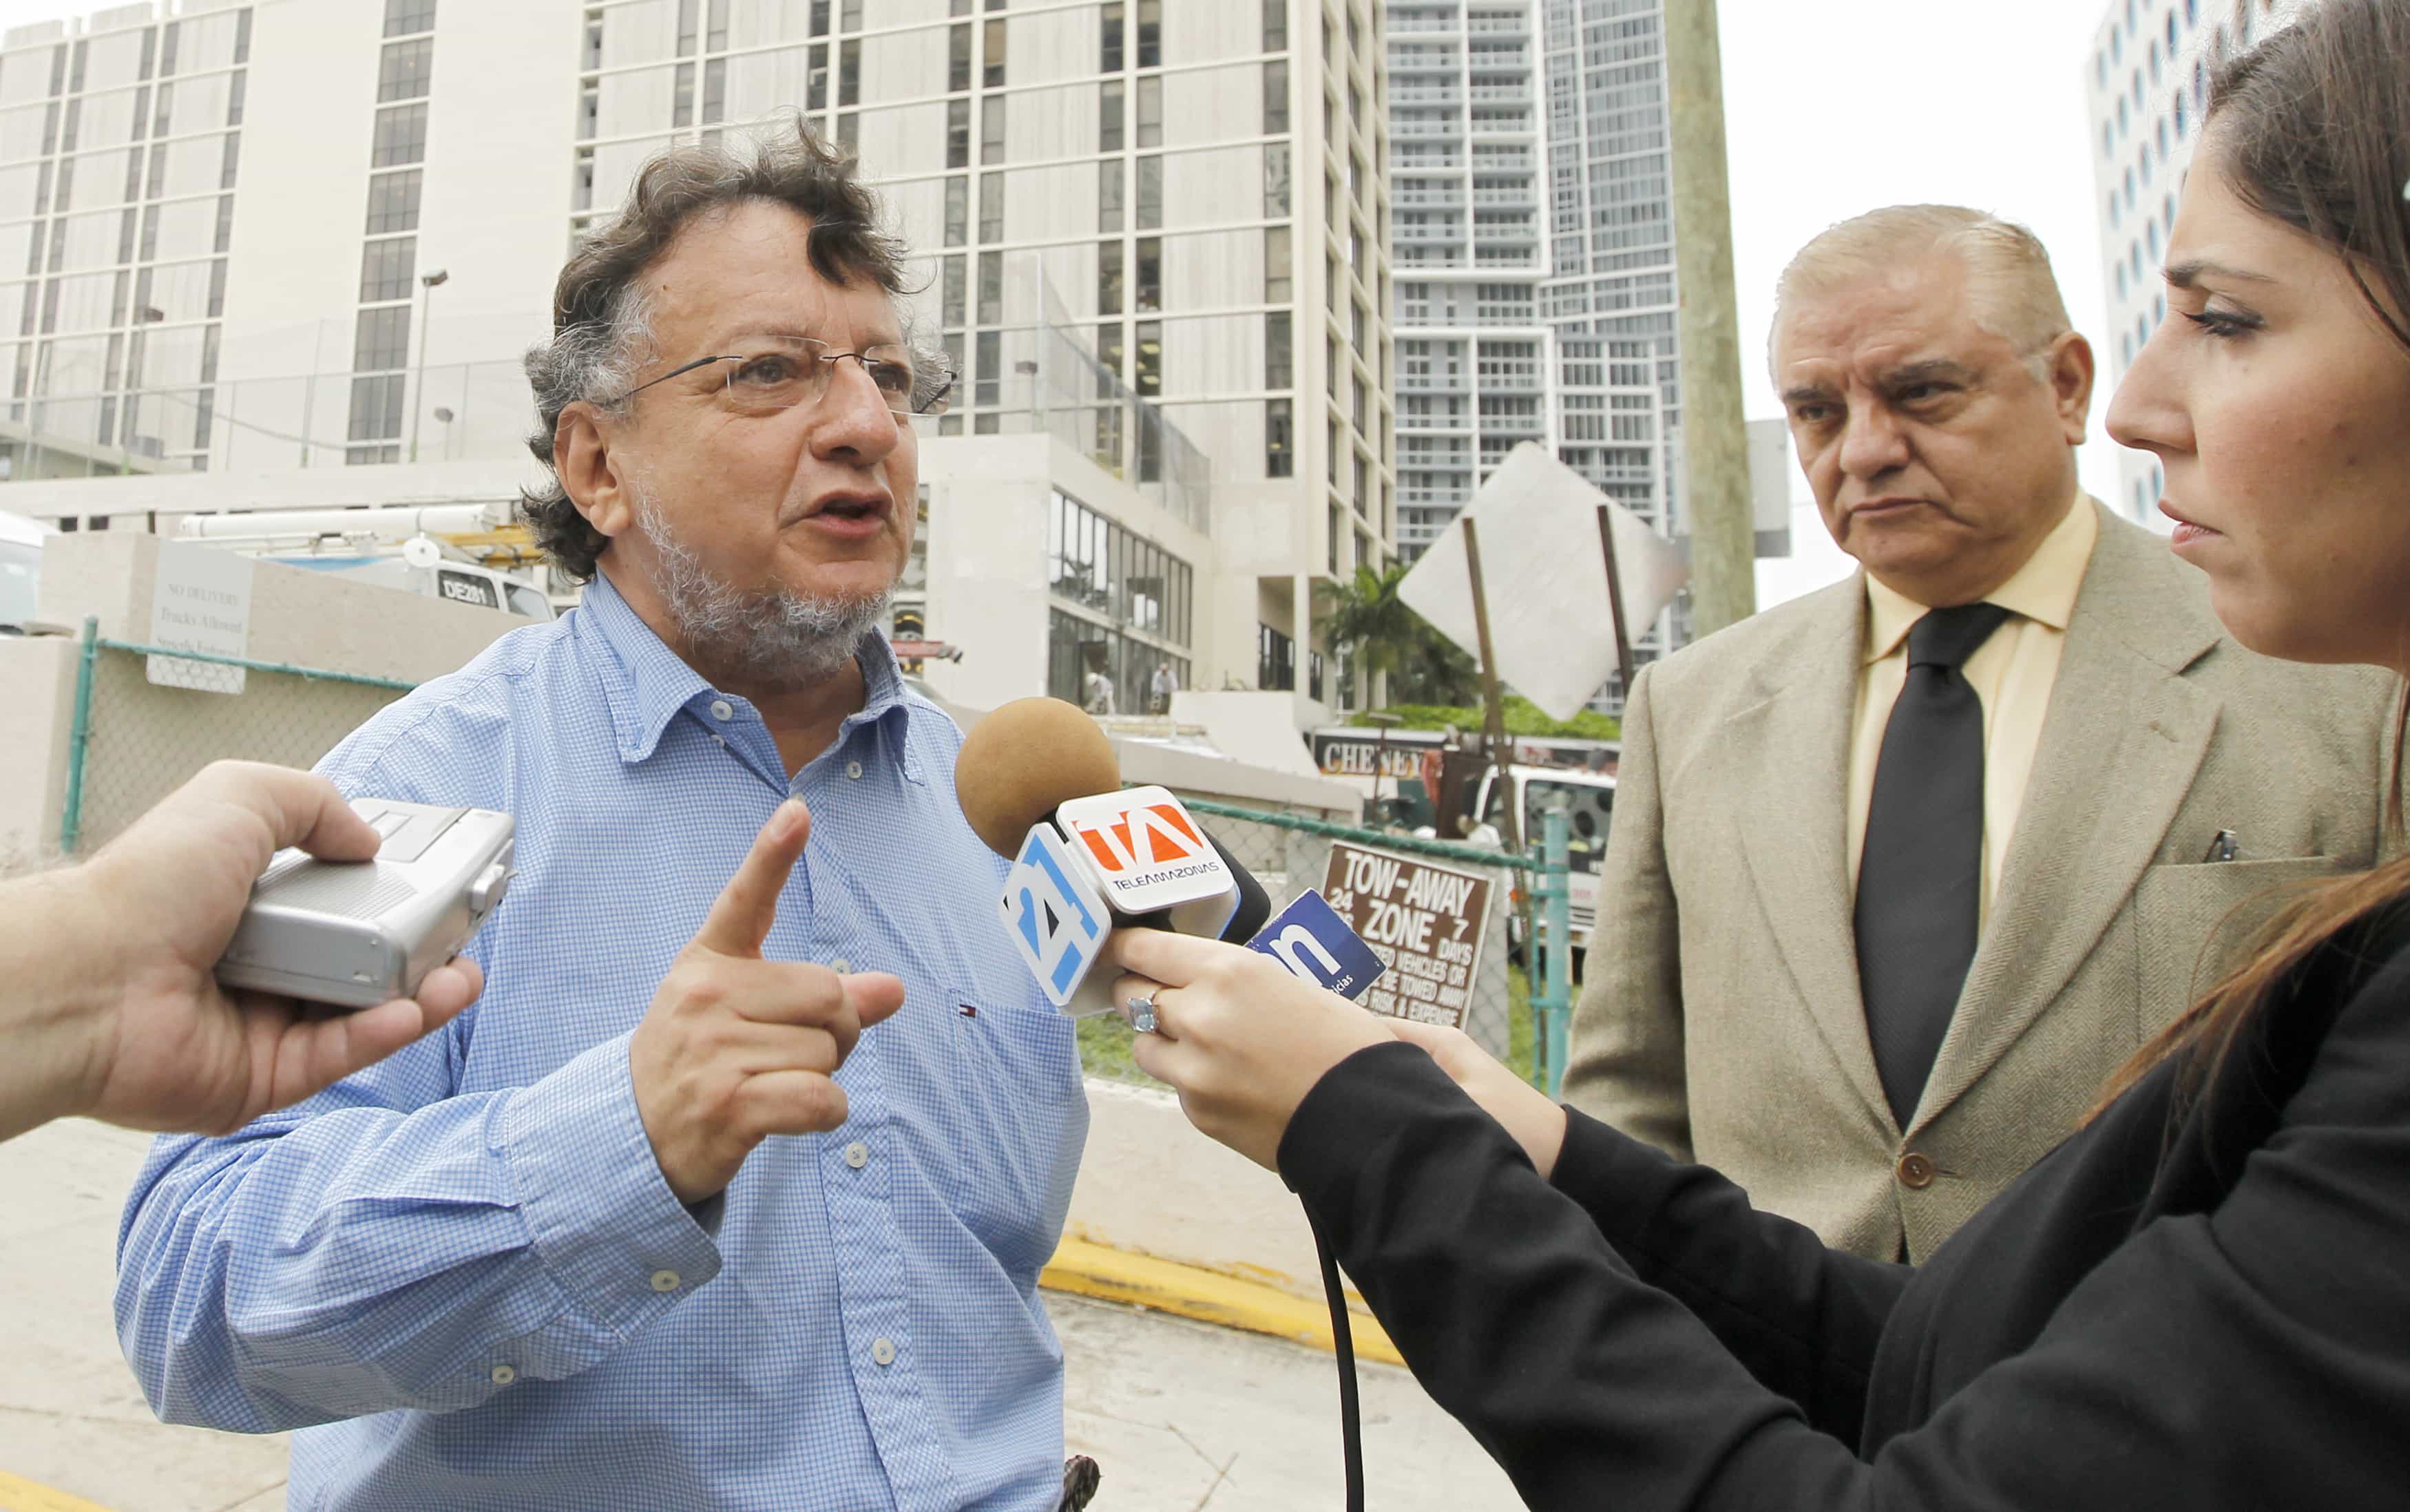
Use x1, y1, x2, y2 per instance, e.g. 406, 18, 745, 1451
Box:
0, 1470, 119, 1512
1041, 1235, 1404, 1368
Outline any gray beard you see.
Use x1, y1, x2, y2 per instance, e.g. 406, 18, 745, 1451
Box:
629, 483, 893, 694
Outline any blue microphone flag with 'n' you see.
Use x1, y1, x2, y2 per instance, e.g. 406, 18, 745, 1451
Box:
1246, 889, 1386, 1001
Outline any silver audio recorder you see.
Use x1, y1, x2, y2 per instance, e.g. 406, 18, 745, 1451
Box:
215, 798, 515, 1010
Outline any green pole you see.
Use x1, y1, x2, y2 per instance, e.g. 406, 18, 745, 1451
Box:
1540, 804, 1573, 1097
59, 616, 98, 855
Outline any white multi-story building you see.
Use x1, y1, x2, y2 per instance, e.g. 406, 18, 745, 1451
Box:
2085, 0, 2296, 523
0, 0, 1397, 725
1385, 0, 1684, 706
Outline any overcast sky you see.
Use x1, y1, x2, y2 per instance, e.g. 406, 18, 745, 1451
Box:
1719, 0, 2130, 604
0, 0, 2126, 602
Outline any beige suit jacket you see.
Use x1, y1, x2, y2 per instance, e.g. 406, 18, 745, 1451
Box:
1564, 503, 2403, 1260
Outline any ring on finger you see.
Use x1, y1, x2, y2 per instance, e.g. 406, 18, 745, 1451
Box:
1122, 987, 1161, 1035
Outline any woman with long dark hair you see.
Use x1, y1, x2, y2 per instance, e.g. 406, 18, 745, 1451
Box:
1102, 2, 2410, 1504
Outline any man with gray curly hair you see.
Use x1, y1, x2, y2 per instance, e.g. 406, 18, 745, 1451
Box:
118, 123, 1104, 1512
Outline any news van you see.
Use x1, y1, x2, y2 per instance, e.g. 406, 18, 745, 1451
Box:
1470, 764, 1614, 970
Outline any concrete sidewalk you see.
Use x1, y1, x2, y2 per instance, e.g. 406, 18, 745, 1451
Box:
0, 1118, 1518, 1512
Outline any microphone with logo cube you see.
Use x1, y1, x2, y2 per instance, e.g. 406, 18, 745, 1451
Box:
959, 699, 1383, 1016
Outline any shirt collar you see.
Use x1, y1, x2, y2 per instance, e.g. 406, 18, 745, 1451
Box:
1862, 491, 2097, 664
577, 567, 919, 776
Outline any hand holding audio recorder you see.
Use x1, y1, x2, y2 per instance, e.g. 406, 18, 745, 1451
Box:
216, 797, 516, 1011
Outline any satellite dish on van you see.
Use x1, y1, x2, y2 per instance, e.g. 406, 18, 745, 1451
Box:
401, 536, 441, 569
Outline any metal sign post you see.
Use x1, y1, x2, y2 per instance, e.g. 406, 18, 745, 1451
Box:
1458, 516, 1521, 854
1595, 503, 1637, 697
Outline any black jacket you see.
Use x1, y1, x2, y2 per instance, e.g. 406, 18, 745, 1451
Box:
1278, 911, 2410, 1511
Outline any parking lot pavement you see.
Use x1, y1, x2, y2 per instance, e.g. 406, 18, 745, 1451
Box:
1, 1118, 1517, 1512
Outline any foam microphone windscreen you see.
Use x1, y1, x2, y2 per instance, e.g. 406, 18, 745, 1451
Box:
954, 696, 1123, 859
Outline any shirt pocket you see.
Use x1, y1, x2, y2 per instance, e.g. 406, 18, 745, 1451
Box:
944, 989, 1086, 1277
2136, 855, 2349, 1034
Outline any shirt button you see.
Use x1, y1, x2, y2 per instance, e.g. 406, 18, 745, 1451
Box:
845, 759, 864, 780
709, 699, 734, 721
845, 1141, 870, 1169
650, 1269, 682, 1292
870, 1336, 897, 1367
830, 956, 851, 974
490, 1364, 518, 1386
1896, 1152, 1936, 1190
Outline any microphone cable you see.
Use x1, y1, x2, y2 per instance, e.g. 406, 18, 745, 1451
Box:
1309, 1207, 1366, 1512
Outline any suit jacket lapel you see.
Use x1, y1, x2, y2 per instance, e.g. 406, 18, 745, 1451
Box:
1914, 506, 2223, 1131
1729, 578, 1894, 1125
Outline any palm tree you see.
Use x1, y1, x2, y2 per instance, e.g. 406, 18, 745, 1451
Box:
1317, 563, 1480, 707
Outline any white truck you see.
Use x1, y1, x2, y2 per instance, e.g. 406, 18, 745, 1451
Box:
178, 505, 554, 620
0, 511, 52, 631
1471, 764, 1615, 972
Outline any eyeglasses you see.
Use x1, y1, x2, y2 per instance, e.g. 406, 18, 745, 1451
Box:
609, 335, 955, 416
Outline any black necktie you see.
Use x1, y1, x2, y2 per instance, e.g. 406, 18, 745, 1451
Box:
1855, 601, 2013, 1128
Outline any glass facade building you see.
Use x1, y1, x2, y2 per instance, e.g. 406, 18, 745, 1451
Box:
0, 3, 252, 474
1384, 0, 1681, 708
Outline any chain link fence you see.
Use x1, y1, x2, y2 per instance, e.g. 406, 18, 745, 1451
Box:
59, 622, 414, 856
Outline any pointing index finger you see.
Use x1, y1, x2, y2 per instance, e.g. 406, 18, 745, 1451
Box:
693, 800, 811, 958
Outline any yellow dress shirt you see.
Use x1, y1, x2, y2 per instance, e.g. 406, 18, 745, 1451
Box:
1846, 496, 2099, 926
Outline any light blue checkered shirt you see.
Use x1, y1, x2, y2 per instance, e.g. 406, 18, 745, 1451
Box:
115, 571, 1088, 1512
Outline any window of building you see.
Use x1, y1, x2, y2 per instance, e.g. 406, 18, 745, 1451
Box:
1135, 76, 1161, 147
942, 253, 966, 324
947, 98, 970, 167
1101, 1, 1124, 71
377, 38, 432, 103
1264, 0, 1286, 51
1266, 396, 1292, 476
1134, 236, 1160, 311
1135, 154, 1161, 229
1264, 141, 1290, 215
949, 22, 972, 91
359, 236, 415, 302
979, 170, 1003, 241
348, 374, 404, 444
1266, 309, 1291, 388
1100, 79, 1124, 151
1265, 224, 1290, 301
983, 18, 1007, 87
1098, 238, 1122, 314
384, 0, 437, 36
354, 304, 410, 370
1133, 319, 1160, 395
975, 328, 1000, 406
981, 94, 1006, 162
370, 103, 428, 167
1257, 622, 1295, 691
977, 248, 1002, 323
1135, 0, 1160, 67
1263, 59, 1288, 134
944, 174, 968, 244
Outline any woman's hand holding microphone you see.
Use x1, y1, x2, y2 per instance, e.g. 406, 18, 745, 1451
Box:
1103, 930, 1568, 1179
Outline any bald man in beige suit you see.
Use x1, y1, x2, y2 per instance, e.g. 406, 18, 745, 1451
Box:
1564, 207, 2400, 1262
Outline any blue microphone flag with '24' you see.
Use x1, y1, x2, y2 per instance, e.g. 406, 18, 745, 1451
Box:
1246, 889, 1386, 1001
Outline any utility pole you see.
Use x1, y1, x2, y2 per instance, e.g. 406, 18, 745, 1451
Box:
1664, 0, 1756, 638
